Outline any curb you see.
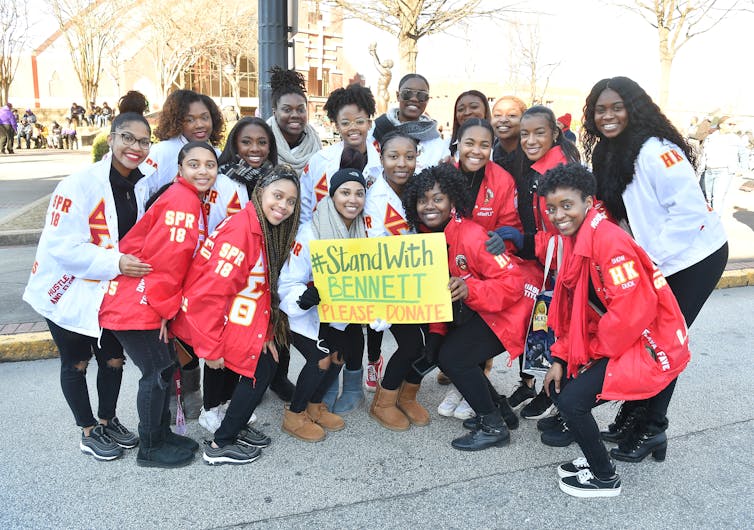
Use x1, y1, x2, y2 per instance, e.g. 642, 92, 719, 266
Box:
0, 268, 751, 364
0, 331, 58, 362
0, 228, 42, 247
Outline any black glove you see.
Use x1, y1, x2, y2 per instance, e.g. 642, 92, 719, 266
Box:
484, 230, 507, 255
423, 333, 444, 365
297, 285, 320, 310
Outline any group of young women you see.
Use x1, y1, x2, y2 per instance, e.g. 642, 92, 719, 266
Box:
25, 71, 727, 498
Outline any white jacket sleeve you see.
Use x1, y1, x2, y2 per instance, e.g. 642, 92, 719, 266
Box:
299, 161, 316, 226
44, 179, 122, 280
278, 225, 315, 318
365, 184, 389, 238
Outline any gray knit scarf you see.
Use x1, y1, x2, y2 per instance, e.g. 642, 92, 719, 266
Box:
267, 116, 322, 176
384, 107, 441, 142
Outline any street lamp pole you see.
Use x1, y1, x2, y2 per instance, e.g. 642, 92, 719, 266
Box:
258, 1, 288, 119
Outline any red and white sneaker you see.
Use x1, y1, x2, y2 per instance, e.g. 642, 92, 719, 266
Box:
365, 356, 384, 392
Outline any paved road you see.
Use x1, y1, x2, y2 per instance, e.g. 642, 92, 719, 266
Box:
0, 287, 752, 529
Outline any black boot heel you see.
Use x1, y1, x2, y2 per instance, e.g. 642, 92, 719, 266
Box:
652, 444, 667, 462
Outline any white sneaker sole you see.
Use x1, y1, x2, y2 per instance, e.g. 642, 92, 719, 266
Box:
559, 479, 621, 498
79, 442, 121, 461
203, 452, 261, 466
437, 405, 458, 417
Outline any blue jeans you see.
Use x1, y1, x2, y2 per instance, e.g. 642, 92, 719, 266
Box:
704, 167, 733, 212
111, 329, 176, 436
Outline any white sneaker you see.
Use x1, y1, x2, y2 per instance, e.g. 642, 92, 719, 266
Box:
217, 402, 256, 425
438, 387, 463, 417
453, 398, 476, 420
198, 406, 224, 433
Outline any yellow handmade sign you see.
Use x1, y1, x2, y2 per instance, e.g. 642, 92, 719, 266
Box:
310, 233, 452, 324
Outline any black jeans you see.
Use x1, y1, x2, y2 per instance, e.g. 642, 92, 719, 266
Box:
328, 324, 365, 371
642, 242, 728, 430
438, 313, 502, 416
381, 324, 426, 390
0, 124, 14, 152
366, 327, 383, 363
111, 329, 176, 436
203, 366, 240, 410
46, 319, 125, 428
214, 352, 277, 447
550, 358, 615, 479
290, 328, 343, 413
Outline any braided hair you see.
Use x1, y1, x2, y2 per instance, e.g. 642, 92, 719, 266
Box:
250, 164, 301, 346
323, 83, 376, 122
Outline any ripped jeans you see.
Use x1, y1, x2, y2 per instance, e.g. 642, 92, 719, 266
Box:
111, 329, 176, 436
46, 319, 125, 428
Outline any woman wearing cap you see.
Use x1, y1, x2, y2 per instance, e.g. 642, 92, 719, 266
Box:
582, 76, 727, 462
170, 165, 301, 465
557, 113, 577, 143
279, 168, 373, 441
369, 73, 449, 172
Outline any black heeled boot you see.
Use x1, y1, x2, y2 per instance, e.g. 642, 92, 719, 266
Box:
601, 402, 646, 443
452, 409, 510, 451
269, 344, 295, 402
610, 430, 667, 462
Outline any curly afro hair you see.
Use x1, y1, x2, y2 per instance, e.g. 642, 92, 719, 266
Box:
218, 117, 278, 166
402, 162, 472, 231
580, 76, 694, 220
154, 89, 224, 145
538, 162, 596, 200
323, 83, 376, 122
270, 66, 308, 108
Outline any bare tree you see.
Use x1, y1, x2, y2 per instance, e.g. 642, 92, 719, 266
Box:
509, 19, 560, 106
619, 0, 741, 108
47, 0, 124, 107
0, 0, 30, 106
329, 0, 518, 74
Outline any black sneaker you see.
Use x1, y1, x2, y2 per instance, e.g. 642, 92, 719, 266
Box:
237, 426, 271, 448
557, 457, 590, 478
102, 417, 139, 448
203, 440, 261, 465
520, 389, 554, 419
537, 412, 562, 432
508, 380, 537, 408
541, 415, 574, 447
559, 469, 622, 498
80, 424, 123, 461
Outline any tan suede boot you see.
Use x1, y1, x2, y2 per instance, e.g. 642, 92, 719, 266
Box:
397, 382, 430, 426
282, 407, 326, 442
306, 402, 345, 432
369, 384, 410, 431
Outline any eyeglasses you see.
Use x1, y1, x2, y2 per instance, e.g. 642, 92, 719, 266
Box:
337, 117, 370, 129
113, 131, 152, 150
399, 89, 430, 102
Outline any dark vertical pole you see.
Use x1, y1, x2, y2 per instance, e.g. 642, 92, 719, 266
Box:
258, 0, 288, 119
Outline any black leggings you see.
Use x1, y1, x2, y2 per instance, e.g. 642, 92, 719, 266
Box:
438, 313, 502, 416
550, 358, 615, 479
381, 324, 426, 390
214, 351, 277, 447
46, 319, 125, 428
290, 328, 343, 413
366, 327, 383, 364
642, 242, 728, 430
329, 324, 365, 371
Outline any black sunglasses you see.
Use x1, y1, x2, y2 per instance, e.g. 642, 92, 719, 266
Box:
399, 89, 430, 102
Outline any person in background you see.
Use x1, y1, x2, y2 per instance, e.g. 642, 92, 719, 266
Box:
369, 73, 449, 173
702, 116, 746, 213
448, 90, 491, 158
581, 76, 727, 463
557, 113, 577, 143
48, 121, 63, 149
539, 163, 690, 498
62, 118, 78, 150
267, 66, 322, 176
0, 101, 17, 154
23, 112, 155, 462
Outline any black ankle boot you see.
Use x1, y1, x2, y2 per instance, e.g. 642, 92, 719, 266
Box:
137, 428, 195, 468
462, 395, 519, 431
452, 410, 510, 451
601, 402, 646, 443
610, 430, 667, 463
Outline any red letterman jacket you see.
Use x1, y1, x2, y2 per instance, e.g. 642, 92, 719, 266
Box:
549, 209, 691, 401
429, 215, 538, 358
99, 177, 206, 330
170, 203, 272, 380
